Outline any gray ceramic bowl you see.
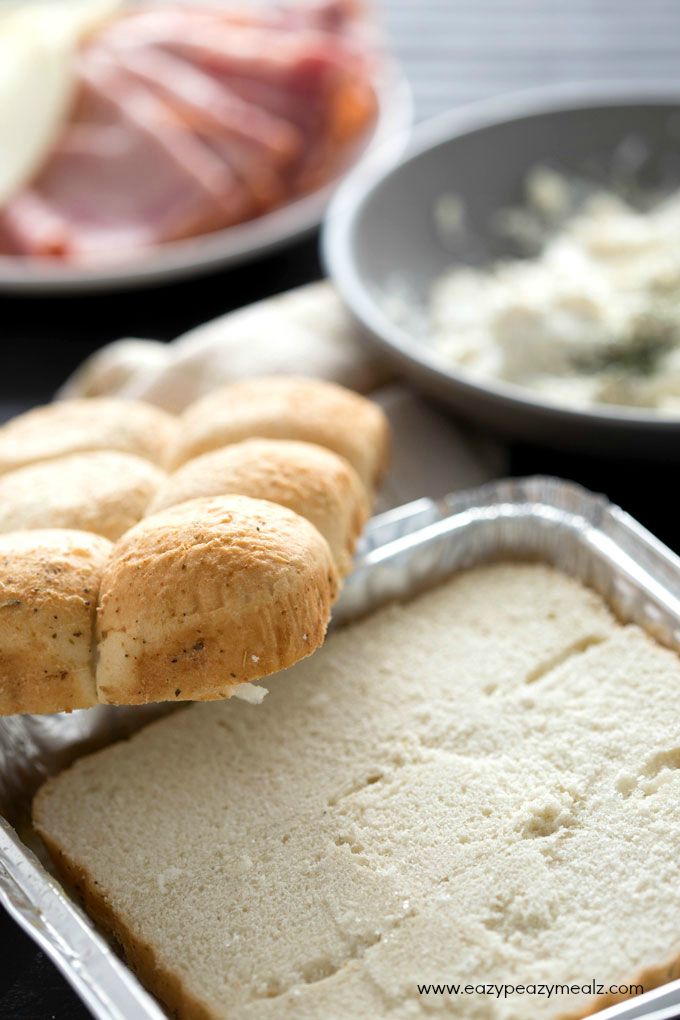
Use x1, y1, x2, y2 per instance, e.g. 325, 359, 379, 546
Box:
323, 82, 680, 455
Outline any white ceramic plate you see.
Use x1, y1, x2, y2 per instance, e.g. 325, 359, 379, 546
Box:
0, 61, 411, 293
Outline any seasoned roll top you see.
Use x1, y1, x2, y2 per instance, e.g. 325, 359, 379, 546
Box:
168, 376, 390, 491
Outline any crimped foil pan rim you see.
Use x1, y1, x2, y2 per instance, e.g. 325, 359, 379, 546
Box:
0, 816, 166, 1019
2, 476, 680, 1020
0, 499, 443, 1020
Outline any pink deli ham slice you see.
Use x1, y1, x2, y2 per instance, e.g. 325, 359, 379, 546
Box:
160, 26, 377, 186
0, 1, 378, 261
107, 46, 304, 210
100, 11, 374, 150
97, 2, 367, 45
0, 190, 71, 258
1, 56, 255, 259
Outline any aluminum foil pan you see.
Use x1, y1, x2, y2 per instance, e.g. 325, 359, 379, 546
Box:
2, 476, 680, 1020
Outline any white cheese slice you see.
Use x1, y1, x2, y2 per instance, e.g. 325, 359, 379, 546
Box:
0, 0, 122, 206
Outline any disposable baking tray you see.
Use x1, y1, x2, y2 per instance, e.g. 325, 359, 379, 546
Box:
2, 476, 680, 1020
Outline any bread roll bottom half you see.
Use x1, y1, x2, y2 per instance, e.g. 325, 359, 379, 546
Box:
34, 564, 680, 1020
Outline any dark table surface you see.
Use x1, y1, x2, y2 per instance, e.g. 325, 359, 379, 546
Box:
4, 1, 680, 1017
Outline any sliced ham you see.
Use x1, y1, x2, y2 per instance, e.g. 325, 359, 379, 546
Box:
174, 32, 377, 189
108, 47, 302, 165
99, 2, 365, 45
0, 190, 71, 257
0, 1, 378, 261
8, 56, 256, 257
96, 6, 377, 166
160, 26, 377, 180
106, 46, 303, 209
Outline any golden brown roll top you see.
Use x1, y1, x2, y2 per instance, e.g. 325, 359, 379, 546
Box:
0, 530, 112, 715
0, 397, 177, 475
148, 439, 369, 576
167, 376, 391, 491
96, 495, 339, 706
0, 379, 390, 715
0, 452, 166, 541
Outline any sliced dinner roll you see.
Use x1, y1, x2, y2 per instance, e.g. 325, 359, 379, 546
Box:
148, 439, 369, 576
0, 530, 112, 715
0, 397, 177, 475
96, 495, 339, 706
0, 452, 165, 541
168, 376, 390, 490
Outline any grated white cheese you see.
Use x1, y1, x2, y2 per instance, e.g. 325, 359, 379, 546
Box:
428, 168, 680, 414
232, 682, 268, 705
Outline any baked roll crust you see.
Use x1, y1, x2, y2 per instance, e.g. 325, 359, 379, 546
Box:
0, 397, 177, 475
96, 494, 339, 705
148, 438, 369, 576
0, 452, 165, 541
0, 378, 390, 715
0, 529, 112, 715
168, 377, 390, 490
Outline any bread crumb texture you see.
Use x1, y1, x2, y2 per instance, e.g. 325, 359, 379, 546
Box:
33, 564, 680, 1019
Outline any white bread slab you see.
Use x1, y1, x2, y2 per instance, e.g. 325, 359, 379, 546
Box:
0, 397, 177, 475
34, 563, 680, 1019
168, 376, 390, 491
0, 451, 165, 540
148, 439, 369, 576
95, 494, 339, 706
0, 529, 112, 715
